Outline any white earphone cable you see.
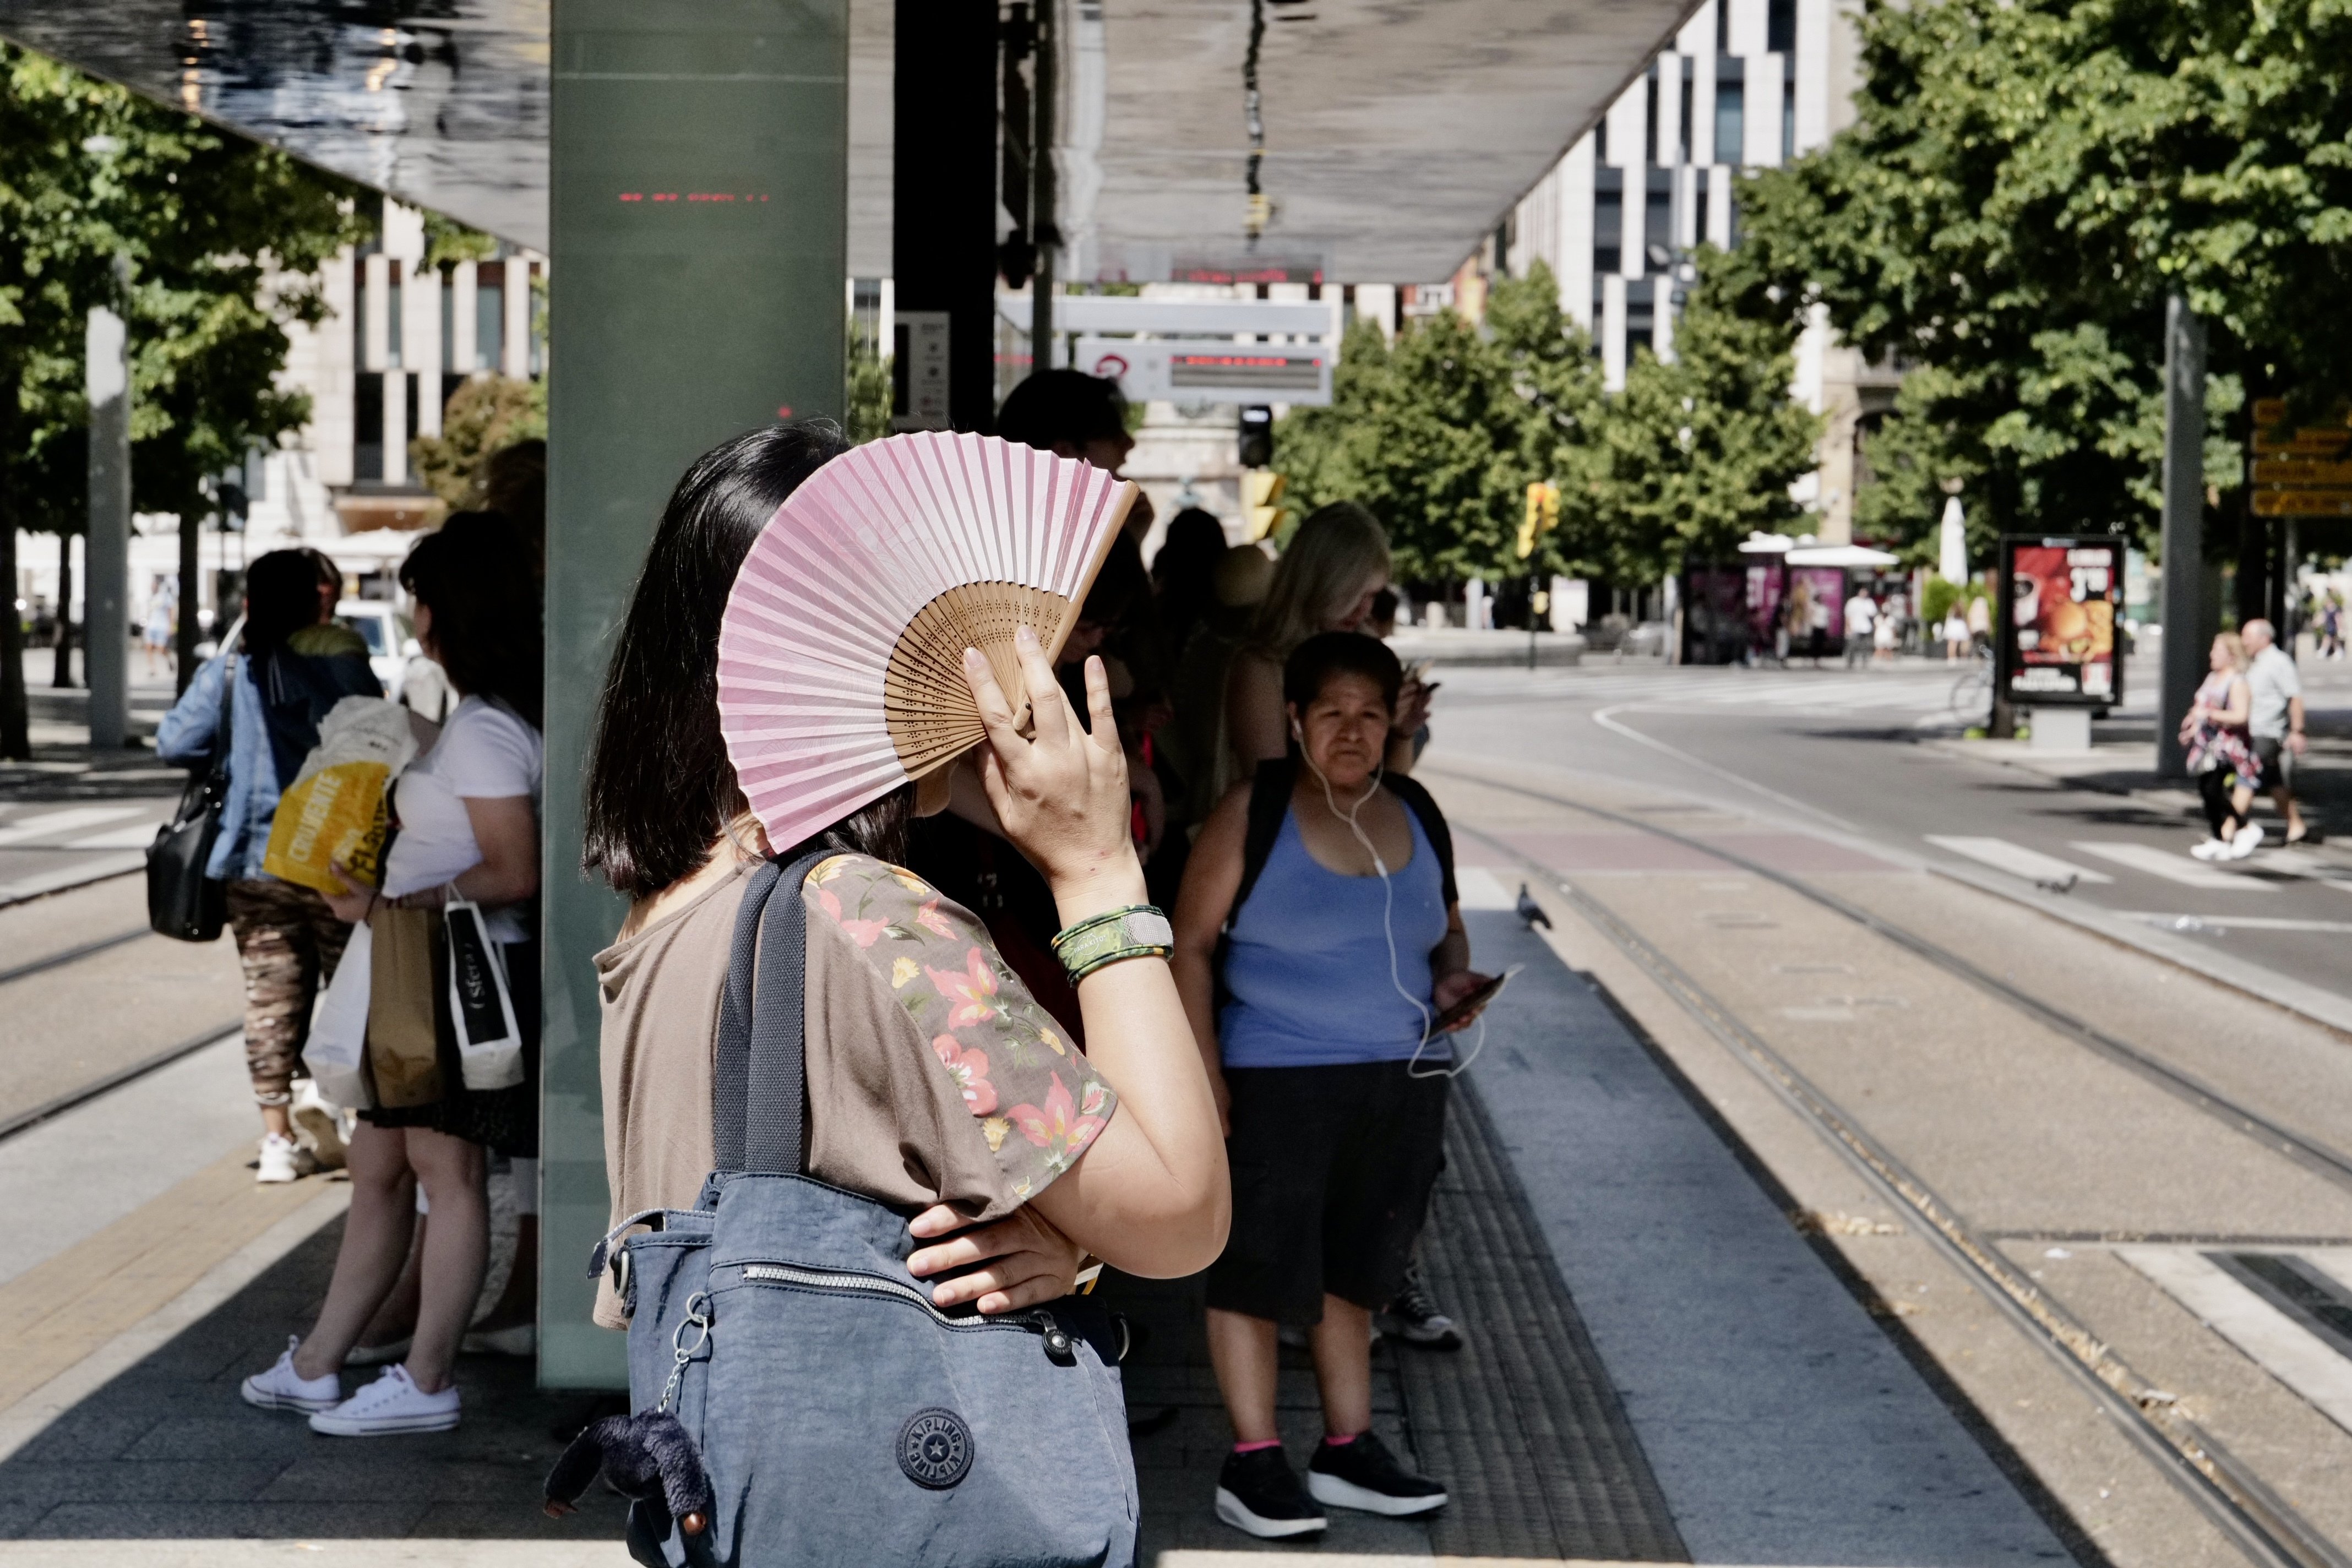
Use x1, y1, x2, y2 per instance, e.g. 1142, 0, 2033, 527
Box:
1295, 739, 1485, 1081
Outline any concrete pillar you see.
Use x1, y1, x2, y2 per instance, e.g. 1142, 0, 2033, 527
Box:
408, 263, 444, 438
504, 256, 532, 379
894, 0, 998, 431
540, 0, 848, 1387
450, 261, 480, 375
382, 370, 409, 486
362, 253, 391, 371
2156, 293, 2207, 779
85, 307, 130, 750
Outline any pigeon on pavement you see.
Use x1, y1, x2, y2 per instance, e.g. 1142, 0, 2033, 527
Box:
1516, 883, 1552, 929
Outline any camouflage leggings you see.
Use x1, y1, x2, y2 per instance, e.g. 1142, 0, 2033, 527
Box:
225, 879, 353, 1107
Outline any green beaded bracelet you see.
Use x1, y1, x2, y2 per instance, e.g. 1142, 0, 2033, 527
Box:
1051, 904, 1174, 983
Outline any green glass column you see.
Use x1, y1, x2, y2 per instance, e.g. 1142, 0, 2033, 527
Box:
542, 0, 846, 1386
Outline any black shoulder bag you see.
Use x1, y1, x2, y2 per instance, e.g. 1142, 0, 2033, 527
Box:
147, 654, 237, 942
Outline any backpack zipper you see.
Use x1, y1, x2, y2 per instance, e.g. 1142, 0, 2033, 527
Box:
739, 1262, 1049, 1335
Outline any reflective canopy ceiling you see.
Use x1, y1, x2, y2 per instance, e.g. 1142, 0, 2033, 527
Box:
0, 0, 1689, 283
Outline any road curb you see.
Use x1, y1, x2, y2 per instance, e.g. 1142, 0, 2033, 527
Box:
1927, 860, 2352, 1042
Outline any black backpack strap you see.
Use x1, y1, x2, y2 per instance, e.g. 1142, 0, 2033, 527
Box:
712, 850, 832, 1175
1229, 756, 1295, 927
1383, 774, 1459, 909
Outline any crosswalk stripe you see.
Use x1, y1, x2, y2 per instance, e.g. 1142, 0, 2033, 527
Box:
1926, 836, 2114, 885
2119, 1246, 2352, 1439
0, 807, 142, 848
2071, 841, 2274, 892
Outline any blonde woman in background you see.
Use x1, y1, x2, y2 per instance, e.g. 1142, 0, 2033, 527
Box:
1223, 504, 1429, 787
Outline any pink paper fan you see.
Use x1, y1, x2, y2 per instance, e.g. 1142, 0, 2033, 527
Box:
717, 431, 1139, 853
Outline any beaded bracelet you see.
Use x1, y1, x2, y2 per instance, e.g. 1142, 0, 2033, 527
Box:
1050, 903, 1174, 984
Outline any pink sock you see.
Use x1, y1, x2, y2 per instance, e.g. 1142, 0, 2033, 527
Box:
1232, 1439, 1283, 1455
1322, 1431, 1359, 1446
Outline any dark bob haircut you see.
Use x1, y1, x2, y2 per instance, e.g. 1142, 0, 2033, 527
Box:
995, 369, 1128, 452
399, 512, 542, 729
1282, 630, 1402, 717
242, 549, 329, 656
582, 422, 917, 900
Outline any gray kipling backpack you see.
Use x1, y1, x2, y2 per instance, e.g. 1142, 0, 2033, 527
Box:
555, 852, 1140, 1567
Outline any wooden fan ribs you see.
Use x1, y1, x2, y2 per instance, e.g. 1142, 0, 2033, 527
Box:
717, 431, 1139, 852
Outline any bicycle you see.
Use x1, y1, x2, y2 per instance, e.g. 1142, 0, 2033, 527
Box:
1947, 644, 1994, 725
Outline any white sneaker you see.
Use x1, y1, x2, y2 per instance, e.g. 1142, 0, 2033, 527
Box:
289, 1081, 349, 1171
308, 1364, 461, 1436
2191, 838, 2227, 861
241, 1336, 341, 1413
2230, 823, 2265, 858
255, 1133, 310, 1184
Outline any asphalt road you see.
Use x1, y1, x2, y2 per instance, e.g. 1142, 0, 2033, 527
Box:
1432, 650, 2352, 1004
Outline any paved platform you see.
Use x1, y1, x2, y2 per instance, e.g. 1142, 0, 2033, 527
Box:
0, 865, 2074, 1563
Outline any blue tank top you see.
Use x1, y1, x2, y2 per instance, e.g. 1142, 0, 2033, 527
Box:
1218, 801, 1451, 1069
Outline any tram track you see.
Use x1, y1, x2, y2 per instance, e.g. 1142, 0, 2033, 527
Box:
0, 925, 150, 987
1434, 767, 2352, 1568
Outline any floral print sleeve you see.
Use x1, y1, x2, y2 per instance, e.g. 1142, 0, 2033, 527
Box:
807, 853, 1116, 1200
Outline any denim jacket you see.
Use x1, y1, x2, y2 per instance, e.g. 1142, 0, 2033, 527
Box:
155, 654, 280, 880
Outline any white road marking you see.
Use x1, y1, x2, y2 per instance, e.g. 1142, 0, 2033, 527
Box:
0, 805, 141, 847
2070, 841, 2274, 892
62, 824, 160, 850
2118, 1246, 2352, 1439
1453, 865, 1518, 911
2121, 913, 2352, 934
1926, 836, 2114, 885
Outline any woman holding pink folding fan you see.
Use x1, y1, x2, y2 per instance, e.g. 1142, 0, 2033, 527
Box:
580, 424, 1228, 1344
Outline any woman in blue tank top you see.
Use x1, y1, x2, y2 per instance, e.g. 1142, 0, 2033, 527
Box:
1171, 631, 1496, 1540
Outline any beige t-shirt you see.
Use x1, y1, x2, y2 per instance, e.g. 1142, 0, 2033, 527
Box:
592, 852, 1117, 1328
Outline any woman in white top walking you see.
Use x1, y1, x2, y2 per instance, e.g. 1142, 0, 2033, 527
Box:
239, 513, 545, 1436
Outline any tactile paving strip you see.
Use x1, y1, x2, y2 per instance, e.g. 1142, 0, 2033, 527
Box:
1402, 1078, 1689, 1561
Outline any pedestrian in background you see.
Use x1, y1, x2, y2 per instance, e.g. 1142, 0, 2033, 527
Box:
240, 513, 545, 1436
1224, 503, 1428, 790
2242, 618, 2312, 845
1844, 586, 1876, 669
156, 550, 382, 1184
1167, 544, 1274, 830
1967, 590, 1992, 654
1173, 631, 1493, 1540
1942, 603, 1971, 661
1152, 506, 1230, 661
2182, 630, 2264, 861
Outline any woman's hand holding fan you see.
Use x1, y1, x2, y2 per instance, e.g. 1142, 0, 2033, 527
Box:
960, 627, 1146, 924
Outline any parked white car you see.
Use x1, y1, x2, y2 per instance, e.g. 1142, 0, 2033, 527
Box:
334, 598, 450, 715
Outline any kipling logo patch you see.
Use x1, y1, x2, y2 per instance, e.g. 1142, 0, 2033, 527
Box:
897, 1407, 974, 1489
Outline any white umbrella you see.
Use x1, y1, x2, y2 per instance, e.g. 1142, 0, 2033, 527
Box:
1937, 496, 1967, 581
1787, 543, 1901, 569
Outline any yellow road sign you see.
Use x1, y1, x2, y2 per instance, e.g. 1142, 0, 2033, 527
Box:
1245, 471, 1287, 541
1517, 481, 1559, 560
2253, 488, 2352, 517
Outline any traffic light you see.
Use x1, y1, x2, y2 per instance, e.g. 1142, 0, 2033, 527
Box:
1246, 471, 1286, 542
1238, 405, 1274, 469
1517, 480, 1559, 559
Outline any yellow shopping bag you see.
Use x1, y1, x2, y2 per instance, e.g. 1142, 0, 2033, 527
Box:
263, 697, 416, 895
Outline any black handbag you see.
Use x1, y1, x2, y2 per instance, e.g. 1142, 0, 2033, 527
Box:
147, 652, 237, 941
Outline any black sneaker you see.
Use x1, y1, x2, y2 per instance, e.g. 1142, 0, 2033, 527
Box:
1215, 1446, 1328, 1538
1386, 1264, 1464, 1351
1306, 1432, 1448, 1517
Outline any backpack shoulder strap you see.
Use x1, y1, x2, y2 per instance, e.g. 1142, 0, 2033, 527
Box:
1229, 757, 1296, 926
1383, 774, 1458, 910
712, 850, 831, 1174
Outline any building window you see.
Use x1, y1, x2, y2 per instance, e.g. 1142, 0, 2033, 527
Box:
1767, 0, 1795, 53
1715, 63, 1744, 165
355, 372, 384, 482
1644, 66, 1658, 166
1594, 168, 1624, 276
1783, 56, 1796, 161
440, 268, 455, 371
385, 260, 402, 369
1679, 56, 1695, 167
1716, 0, 1729, 53
1646, 174, 1674, 266
477, 262, 504, 372
1626, 277, 1656, 351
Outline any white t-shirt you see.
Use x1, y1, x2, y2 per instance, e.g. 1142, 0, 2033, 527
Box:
1846, 595, 1876, 634
2247, 646, 2302, 739
385, 695, 543, 943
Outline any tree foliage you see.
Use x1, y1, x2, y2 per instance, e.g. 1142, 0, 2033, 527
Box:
410, 374, 546, 506
1588, 255, 1822, 581
1725, 0, 2351, 557
0, 43, 368, 752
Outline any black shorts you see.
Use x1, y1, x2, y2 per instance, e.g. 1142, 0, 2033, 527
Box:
1205, 1061, 1449, 1326
2254, 734, 2294, 783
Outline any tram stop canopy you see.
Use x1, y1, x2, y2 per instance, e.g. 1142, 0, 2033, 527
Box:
0, 0, 1697, 1385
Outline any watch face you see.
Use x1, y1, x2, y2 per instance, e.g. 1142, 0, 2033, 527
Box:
1129, 910, 1174, 946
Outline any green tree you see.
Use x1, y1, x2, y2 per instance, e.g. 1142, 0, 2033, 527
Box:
1483, 262, 1609, 578
0, 43, 367, 752
1727, 0, 2350, 562
845, 323, 892, 443
410, 374, 547, 506
1281, 265, 1600, 589
1588, 254, 1823, 581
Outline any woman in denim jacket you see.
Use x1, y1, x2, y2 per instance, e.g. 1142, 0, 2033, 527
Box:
156, 549, 379, 1182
